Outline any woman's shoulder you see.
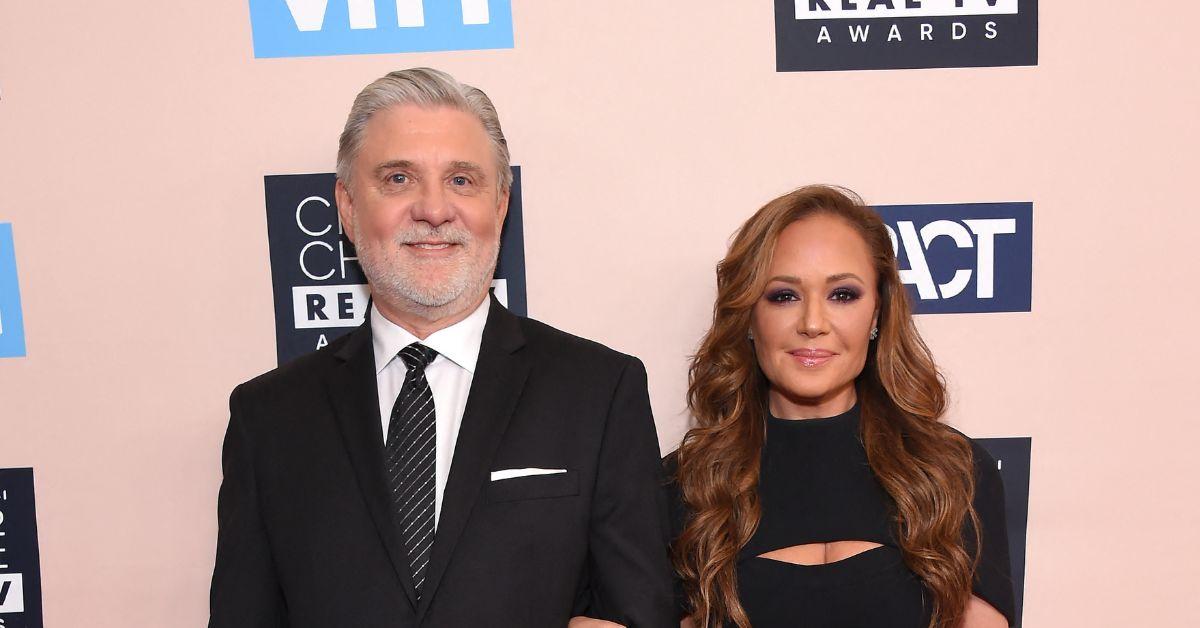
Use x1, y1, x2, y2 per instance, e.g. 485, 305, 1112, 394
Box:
940, 425, 1004, 497
661, 449, 682, 502
661, 449, 687, 535
662, 448, 680, 474
967, 438, 1002, 486
940, 425, 1017, 623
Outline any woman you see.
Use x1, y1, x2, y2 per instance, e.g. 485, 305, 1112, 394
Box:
667, 185, 1015, 628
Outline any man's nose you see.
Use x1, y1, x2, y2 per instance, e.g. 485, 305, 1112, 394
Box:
410, 181, 454, 227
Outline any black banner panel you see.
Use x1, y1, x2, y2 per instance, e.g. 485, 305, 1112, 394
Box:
0, 468, 43, 628
775, 0, 1038, 71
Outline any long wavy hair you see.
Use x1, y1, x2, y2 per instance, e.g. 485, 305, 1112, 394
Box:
673, 185, 980, 628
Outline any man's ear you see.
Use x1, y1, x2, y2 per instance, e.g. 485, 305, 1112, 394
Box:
335, 178, 356, 243
496, 186, 511, 225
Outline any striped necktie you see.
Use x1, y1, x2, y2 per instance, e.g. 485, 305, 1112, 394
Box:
384, 342, 439, 596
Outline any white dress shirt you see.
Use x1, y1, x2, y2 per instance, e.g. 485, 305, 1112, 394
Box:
371, 297, 490, 528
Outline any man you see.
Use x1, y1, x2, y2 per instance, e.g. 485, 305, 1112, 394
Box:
209, 68, 674, 628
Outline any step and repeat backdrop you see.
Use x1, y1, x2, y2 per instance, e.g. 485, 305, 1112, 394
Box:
1, 1, 1197, 626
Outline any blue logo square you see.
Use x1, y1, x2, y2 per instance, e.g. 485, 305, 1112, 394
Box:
0, 223, 26, 358
875, 202, 1033, 315
248, 0, 514, 58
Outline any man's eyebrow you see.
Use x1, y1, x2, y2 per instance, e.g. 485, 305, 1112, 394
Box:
448, 161, 487, 176
373, 160, 415, 176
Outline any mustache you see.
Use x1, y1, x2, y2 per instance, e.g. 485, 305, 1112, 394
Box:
394, 224, 472, 246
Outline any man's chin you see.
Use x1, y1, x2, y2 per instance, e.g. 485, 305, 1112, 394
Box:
394, 283, 481, 312
402, 292, 461, 310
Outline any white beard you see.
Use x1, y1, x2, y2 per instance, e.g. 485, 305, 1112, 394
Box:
355, 220, 500, 318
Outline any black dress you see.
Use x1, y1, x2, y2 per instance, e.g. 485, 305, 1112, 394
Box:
666, 405, 1016, 628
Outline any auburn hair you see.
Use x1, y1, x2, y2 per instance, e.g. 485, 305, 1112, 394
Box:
672, 185, 980, 627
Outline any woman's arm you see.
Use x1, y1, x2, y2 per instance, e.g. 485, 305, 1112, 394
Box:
959, 594, 1009, 628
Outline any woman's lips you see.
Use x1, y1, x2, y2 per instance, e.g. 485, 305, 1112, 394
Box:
789, 349, 836, 367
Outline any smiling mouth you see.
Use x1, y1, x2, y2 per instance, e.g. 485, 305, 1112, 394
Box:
406, 242, 457, 251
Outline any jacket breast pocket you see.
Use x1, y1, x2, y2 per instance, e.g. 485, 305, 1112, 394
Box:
486, 469, 580, 503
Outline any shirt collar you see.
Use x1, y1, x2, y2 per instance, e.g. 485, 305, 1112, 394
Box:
371, 297, 491, 375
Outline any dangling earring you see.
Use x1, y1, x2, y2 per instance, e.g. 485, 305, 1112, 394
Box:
869, 327, 879, 340
747, 329, 755, 341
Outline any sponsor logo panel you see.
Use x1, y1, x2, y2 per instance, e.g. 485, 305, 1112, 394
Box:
775, 0, 1037, 71
875, 202, 1033, 314
264, 169, 527, 365
0, 468, 44, 626
248, 0, 514, 58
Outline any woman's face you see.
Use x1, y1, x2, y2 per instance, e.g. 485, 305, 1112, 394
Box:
751, 214, 879, 419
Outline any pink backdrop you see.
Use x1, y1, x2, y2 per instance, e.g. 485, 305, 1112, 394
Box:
1, 1, 1197, 626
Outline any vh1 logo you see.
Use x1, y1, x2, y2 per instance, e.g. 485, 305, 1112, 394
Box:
264, 169, 527, 365
875, 202, 1032, 314
248, 0, 514, 58
0, 223, 25, 359
774, 0, 1037, 71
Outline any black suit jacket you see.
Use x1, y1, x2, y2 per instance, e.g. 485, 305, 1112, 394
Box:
209, 299, 675, 628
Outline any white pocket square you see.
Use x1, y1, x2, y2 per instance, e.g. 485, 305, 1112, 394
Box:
490, 468, 568, 481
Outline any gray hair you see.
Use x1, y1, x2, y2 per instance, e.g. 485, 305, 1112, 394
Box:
336, 67, 512, 191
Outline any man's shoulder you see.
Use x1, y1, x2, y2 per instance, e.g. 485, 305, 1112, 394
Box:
232, 328, 359, 401
515, 313, 639, 372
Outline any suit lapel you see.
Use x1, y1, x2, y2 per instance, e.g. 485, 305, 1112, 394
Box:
417, 298, 530, 619
326, 323, 419, 609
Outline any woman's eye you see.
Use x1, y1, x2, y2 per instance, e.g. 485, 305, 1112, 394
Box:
766, 289, 798, 303
830, 288, 860, 303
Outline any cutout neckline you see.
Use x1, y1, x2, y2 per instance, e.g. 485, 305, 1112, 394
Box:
756, 541, 886, 567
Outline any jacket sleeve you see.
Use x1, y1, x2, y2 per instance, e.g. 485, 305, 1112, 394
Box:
967, 442, 1017, 627
209, 385, 289, 627
584, 357, 676, 628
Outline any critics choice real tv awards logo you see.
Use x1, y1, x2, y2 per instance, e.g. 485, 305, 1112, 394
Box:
264, 169, 528, 365
247, 0, 514, 58
774, 0, 1037, 71
876, 202, 1032, 314
0, 468, 44, 627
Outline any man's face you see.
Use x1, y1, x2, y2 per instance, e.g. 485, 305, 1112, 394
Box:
336, 104, 509, 320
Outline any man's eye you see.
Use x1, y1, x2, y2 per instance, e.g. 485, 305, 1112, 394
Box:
451, 175, 470, 186
388, 173, 408, 184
